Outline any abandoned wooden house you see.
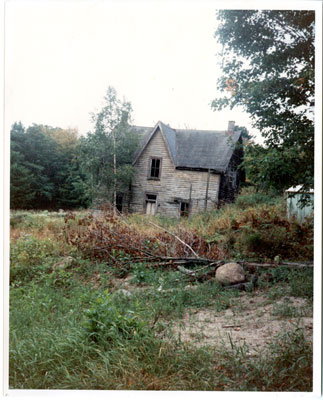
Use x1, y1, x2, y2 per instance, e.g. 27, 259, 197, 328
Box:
119, 121, 244, 217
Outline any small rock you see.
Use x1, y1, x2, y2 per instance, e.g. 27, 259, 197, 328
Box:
215, 262, 245, 285
52, 256, 74, 271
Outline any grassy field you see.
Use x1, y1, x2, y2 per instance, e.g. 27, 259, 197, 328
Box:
9, 191, 314, 391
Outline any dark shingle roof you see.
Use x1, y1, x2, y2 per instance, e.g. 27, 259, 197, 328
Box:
132, 121, 242, 173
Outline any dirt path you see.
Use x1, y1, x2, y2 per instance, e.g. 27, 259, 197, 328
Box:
171, 292, 313, 355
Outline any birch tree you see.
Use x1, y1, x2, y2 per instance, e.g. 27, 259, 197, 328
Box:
80, 87, 138, 209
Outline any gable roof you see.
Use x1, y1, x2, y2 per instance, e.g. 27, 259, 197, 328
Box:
132, 121, 242, 173
132, 122, 177, 166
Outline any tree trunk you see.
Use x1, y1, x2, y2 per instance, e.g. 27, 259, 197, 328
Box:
113, 131, 117, 215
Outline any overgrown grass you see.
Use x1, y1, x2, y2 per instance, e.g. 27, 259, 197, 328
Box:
215, 325, 312, 391
256, 267, 313, 301
8, 200, 314, 391
235, 189, 282, 208
10, 277, 312, 390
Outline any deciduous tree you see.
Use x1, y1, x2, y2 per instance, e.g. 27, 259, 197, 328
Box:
79, 87, 138, 209
212, 10, 315, 191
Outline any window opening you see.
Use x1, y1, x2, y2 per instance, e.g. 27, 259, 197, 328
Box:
150, 158, 161, 179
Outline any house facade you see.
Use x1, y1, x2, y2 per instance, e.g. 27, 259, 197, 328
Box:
120, 121, 244, 217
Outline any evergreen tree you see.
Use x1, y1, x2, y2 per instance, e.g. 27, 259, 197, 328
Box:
10, 122, 54, 209
10, 122, 89, 209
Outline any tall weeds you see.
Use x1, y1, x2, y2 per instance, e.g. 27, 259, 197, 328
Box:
9, 197, 313, 391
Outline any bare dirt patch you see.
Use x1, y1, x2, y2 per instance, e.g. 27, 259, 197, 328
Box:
104, 273, 313, 357
171, 290, 313, 355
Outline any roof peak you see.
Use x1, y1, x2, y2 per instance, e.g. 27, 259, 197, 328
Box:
131, 122, 240, 135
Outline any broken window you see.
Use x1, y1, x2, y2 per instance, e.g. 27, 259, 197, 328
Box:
180, 201, 190, 217
149, 158, 162, 179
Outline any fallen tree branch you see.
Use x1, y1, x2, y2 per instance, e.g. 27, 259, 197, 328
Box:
177, 265, 198, 276
177, 261, 223, 275
244, 262, 313, 269
279, 261, 313, 267
148, 221, 200, 258
176, 261, 224, 283
222, 324, 242, 328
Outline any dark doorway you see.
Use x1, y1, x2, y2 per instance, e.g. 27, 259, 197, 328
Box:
180, 201, 190, 217
146, 194, 157, 215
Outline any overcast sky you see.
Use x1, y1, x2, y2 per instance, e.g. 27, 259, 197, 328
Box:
5, 0, 265, 140
4, 0, 321, 144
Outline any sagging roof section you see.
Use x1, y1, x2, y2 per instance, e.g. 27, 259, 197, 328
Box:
132, 121, 242, 173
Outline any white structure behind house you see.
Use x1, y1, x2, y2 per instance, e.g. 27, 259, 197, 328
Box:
286, 186, 314, 222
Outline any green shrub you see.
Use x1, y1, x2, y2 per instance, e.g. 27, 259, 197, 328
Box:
130, 263, 178, 287
241, 232, 263, 252
10, 234, 56, 266
267, 266, 290, 283
43, 269, 75, 289
83, 290, 151, 346
288, 269, 313, 300
10, 234, 58, 286
10, 213, 30, 228
131, 263, 152, 284
228, 205, 313, 260
235, 192, 281, 208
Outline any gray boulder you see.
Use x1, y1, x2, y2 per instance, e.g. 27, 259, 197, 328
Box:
215, 262, 245, 285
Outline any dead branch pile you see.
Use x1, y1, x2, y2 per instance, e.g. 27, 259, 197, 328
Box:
64, 210, 313, 279
64, 211, 225, 271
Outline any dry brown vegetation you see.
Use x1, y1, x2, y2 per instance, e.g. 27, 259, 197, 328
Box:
63, 200, 313, 271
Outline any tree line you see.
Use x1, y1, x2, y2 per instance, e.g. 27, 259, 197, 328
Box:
10, 87, 138, 210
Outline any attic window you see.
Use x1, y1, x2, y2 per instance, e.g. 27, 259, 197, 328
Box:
149, 157, 162, 179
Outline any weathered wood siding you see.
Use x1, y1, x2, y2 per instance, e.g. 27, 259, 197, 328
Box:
130, 127, 221, 217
